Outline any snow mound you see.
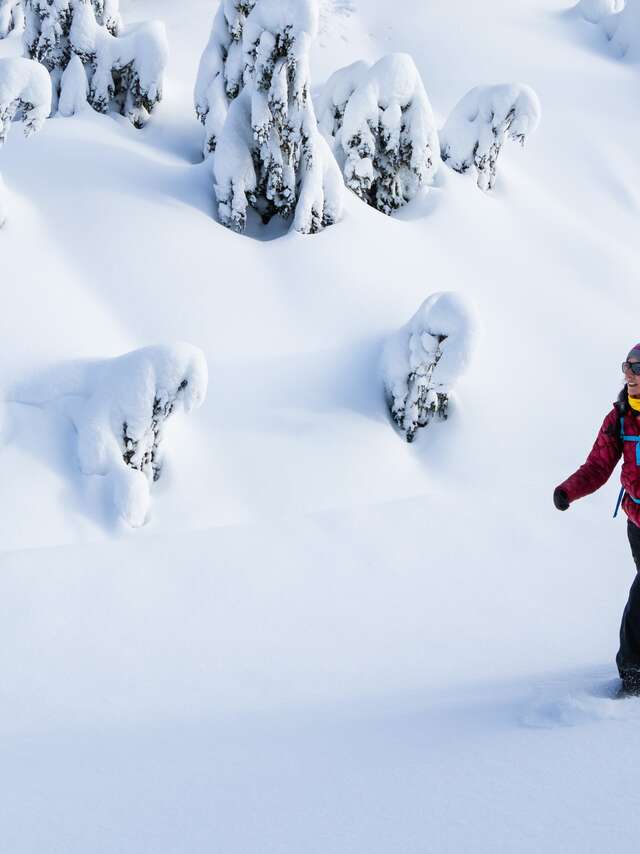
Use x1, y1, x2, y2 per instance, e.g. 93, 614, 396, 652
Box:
381, 291, 478, 443
14, 344, 208, 528
318, 53, 439, 214
440, 83, 541, 191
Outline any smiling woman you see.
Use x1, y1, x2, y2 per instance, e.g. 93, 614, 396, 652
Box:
554, 343, 640, 696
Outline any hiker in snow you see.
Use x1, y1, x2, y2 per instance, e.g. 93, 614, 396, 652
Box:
554, 344, 640, 695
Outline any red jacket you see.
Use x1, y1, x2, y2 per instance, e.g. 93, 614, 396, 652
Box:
558, 389, 640, 526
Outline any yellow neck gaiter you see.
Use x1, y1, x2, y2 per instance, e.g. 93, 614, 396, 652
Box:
629, 395, 640, 413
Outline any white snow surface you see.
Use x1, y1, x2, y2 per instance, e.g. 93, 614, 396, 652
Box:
3, 1, 640, 851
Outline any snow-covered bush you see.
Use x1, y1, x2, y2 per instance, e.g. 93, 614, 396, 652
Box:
0, 56, 51, 225
23, 0, 166, 125
15, 344, 208, 527
382, 292, 478, 443
194, 0, 257, 155
0, 0, 24, 38
210, 0, 344, 234
317, 54, 440, 215
440, 84, 541, 191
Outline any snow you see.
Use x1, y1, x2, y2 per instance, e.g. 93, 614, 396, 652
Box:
2, 0, 640, 851
0, 0, 23, 38
440, 83, 541, 191
0, 55, 50, 220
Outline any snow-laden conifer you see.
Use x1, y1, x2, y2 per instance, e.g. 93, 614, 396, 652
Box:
0, 0, 24, 38
194, 0, 257, 155
440, 84, 541, 191
382, 292, 478, 443
317, 54, 439, 215
0, 56, 51, 225
23, 0, 166, 125
15, 344, 208, 527
210, 0, 344, 234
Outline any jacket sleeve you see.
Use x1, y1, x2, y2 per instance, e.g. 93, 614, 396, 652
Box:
557, 408, 622, 504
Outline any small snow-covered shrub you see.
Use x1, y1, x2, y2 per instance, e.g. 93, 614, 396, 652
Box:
317, 53, 440, 214
0, 0, 24, 38
15, 344, 208, 527
382, 292, 477, 443
0, 56, 51, 225
23, 0, 166, 125
194, 0, 257, 155
440, 84, 541, 191
210, 0, 344, 234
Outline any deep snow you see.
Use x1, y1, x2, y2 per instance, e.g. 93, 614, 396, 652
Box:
2, 0, 640, 851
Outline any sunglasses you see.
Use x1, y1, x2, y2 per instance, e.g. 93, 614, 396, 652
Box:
622, 361, 640, 376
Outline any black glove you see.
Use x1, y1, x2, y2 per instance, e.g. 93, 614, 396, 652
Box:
553, 487, 570, 511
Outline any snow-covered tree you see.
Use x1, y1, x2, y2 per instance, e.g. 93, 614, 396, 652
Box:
0, 56, 51, 225
0, 0, 24, 38
194, 0, 257, 155
382, 292, 478, 443
14, 344, 208, 527
440, 84, 541, 192
317, 54, 440, 215
209, 0, 344, 234
23, 0, 167, 125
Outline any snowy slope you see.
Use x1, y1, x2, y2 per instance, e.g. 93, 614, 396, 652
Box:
2, 1, 640, 851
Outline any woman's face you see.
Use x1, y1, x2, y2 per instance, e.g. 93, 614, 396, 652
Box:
624, 357, 640, 398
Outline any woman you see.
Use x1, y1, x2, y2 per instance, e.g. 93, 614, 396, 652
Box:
554, 344, 640, 695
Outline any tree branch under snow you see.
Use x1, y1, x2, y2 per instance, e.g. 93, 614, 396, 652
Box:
440, 83, 541, 191
382, 292, 478, 443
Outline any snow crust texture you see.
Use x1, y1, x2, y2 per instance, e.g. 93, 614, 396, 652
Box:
22, 0, 167, 126
317, 53, 439, 214
382, 291, 478, 442
15, 344, 208, 528
0, 55, 50, 224
440, 84, 541, 191
198, 0, 344, 235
